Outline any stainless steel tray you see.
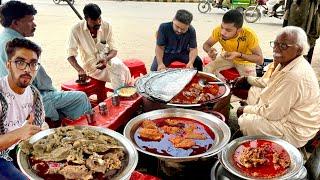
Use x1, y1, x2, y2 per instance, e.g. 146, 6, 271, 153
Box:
219, 136, 303, 180
17, 126, 138, 180
123, 108, 231, 162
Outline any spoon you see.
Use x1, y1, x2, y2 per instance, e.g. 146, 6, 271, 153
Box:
198, 79, 225, 87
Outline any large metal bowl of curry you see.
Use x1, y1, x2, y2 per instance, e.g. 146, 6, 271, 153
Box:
123, 108, 231, 162
135, 69, 231, 108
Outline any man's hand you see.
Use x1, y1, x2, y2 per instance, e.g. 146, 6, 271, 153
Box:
223, 51, 241, 61
157, 63, 166, 71
237, 106, 245, 118
18, 114, 41, 140
233, 76, 247, 88
207, 48, 218, 60
186, 62, 194, 69
96, 60, 107, 70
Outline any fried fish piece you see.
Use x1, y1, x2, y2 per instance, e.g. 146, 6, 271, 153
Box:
139, 128, 163, 141
161, 125, 181, 134
184, 132, 206, 140
169, 136, 195, 149
141, 120, 158, 129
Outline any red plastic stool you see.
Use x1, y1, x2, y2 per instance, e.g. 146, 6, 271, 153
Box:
61, 77, 113, 107
202, 56, 212, 65
168, 61, 186, 68
123, 59, 147, 78
220, 68, 240, 81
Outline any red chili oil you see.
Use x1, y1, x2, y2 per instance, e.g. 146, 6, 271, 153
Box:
134, 117, 215, 157
233, 139, 290, 178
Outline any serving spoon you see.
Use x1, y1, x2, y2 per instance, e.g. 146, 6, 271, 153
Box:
198, 79, 226, 87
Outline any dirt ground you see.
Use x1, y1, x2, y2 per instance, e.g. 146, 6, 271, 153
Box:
1, 0, 319, 87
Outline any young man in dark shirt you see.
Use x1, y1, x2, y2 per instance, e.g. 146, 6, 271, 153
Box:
150, 9, 203, 71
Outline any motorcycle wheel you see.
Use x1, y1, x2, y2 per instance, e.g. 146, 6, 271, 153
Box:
244, 6, 261, 23
53, 0, 61, 4
198, 1, 211, 13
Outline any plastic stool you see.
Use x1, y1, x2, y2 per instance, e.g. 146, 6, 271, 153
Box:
123, 59, 147, 78
220, 68, 240, 81
61, 77, 113, 106
202, 56, 212, 65
168, 61, 186, 68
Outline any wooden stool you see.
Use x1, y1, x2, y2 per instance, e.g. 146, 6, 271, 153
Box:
168, 61, 186, 68
123, 59, 147, 78
61, 77, 112, 107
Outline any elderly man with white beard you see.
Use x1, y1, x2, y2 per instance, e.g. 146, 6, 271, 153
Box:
235, 26, 320, 148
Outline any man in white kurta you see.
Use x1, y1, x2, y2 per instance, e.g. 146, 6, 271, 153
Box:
237, 26, 320, 148
67, 3, 131, 89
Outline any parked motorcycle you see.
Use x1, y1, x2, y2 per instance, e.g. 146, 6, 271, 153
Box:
243, 0, 285, 23
53, 0, 74, 5
198, 0, 253, 14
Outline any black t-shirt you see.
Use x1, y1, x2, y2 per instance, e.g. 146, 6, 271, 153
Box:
156, 22, 197, 54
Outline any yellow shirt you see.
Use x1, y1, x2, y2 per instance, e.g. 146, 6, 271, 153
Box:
211, 26, 259, 65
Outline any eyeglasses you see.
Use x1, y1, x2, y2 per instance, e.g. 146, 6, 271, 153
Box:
270, 41, 296, 50
11, 59, 40, 71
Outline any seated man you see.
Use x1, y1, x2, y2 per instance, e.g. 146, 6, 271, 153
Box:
203, 10, 263, 78
236, 26, 320, 148
0, 38, 45, 179
0, 1, 91, 125
150, 9, 203, 71
67, 3, 131, 90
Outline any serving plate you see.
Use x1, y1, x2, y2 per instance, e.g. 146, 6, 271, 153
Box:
219, 136, 303, 180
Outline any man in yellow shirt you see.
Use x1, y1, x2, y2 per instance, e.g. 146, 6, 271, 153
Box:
203, 10, 263, 77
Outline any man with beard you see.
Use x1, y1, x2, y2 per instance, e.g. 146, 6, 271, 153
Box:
67, 3, 131, 90
236, 26, 320, 148
0, 1, 91, 127
150, 9, 203, 71
0, 38, 44, 179
203, 10, 263, 78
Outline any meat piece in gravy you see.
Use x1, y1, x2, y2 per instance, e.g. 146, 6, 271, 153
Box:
169, 136, 195, 149
141, 120, 157, 129
139, 128, 163, 141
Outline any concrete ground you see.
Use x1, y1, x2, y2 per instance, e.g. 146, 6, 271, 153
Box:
0, 0, 319, 87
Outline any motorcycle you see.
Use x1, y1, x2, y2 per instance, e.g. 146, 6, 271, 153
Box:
53, 0, 74, 5
198, 0, 253, 14
243, 0, 285, 23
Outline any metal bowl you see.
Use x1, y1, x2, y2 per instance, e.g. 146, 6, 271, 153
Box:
123, 108, 231, 162
219, 136, 303, 180
135, 69, 231, 108
17, 126, 139, 180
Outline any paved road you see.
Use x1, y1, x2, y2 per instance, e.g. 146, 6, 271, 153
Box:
1, 0, 318, 87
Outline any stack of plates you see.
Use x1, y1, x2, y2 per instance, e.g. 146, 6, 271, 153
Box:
135, 69, 197, 103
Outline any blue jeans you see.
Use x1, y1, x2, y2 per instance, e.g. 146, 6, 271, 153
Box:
150, 53, 203, 71
41, 90, 91, 121
0, 159, 28, 180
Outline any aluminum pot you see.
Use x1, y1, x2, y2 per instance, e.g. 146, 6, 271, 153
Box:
17, 126, 139, 180
123, 108, 231, 162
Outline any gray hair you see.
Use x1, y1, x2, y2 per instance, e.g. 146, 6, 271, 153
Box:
276, 26, 310, 55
